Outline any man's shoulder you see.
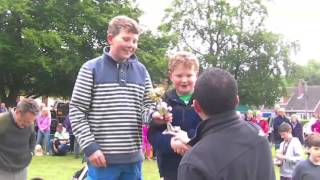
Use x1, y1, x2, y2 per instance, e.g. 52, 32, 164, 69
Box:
0, 112, 11, 134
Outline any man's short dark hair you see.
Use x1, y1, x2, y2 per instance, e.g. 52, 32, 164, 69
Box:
16, 98, 40, 115
194, 67, 238, 115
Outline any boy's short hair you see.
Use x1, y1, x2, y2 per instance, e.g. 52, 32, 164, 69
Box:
305, 133, 320, 148
16, 98, 40, 115
168, 51, 199, 75
107, 15, 141, 36
278, 122, 292, 133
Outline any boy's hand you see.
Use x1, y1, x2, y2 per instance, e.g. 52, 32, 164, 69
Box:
276, 153, 285, 160
152, 111, 172, 124
89, 150, 107, 168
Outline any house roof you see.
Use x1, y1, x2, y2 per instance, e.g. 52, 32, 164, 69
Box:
285, 86, 320, 112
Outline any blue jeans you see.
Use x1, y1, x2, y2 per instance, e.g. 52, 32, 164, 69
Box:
74, 139, 80, 156
87, 161, 142, 180
36, 130, 50, 153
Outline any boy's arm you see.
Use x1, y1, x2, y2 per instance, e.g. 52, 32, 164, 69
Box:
141, 71, 155, 124
69, 64, 100, 157
147, 121, 175, 153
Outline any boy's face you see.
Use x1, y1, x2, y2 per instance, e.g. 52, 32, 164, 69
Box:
107, 29, 139, 62
308, 146, 320, 163
170, 64, 197, 96
280, 131, 291, 142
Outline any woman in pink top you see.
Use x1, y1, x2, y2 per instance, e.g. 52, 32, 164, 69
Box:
36, 107, 51, 154
311, 116, 320, 134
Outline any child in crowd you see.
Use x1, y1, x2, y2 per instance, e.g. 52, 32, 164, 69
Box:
293, 133, 320, 180
148, 51, 201, 180
142, 124, 152, 160
251, 110, 269, 135
275, 123, 303, 180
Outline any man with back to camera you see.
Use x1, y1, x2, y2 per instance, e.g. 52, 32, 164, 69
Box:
177, 68, 275, 180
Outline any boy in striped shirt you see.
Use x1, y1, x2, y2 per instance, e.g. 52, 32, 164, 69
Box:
70, 15, 154, 180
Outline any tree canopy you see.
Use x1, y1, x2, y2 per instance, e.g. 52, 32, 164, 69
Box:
160, 0, 296, 107
287, 60, 320, 87
0, 0, 170, 105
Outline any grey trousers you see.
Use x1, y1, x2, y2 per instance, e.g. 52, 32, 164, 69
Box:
0, 167, 27, 180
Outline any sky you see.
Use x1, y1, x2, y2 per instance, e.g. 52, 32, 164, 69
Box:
135, 0, 320, 65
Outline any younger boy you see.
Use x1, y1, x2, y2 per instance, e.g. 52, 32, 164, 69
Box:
148, 51, 201, 180
275, 122, 303, 180
293, 133, 320, 180
70, 15, 154, 179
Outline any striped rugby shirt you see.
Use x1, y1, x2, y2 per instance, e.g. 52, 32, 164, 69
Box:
70, 48, 154, 164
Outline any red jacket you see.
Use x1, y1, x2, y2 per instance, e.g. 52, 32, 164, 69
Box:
251, 118, 269, 134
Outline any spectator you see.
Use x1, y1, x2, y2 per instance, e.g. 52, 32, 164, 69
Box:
64, 114, 80, 158
51, 123, 70, 156
275, 123, 303, 180
251, 111, 269, 135
36, 107, 51, 154
177, 68, 275, 180
291, 114, 304, 145
0, 102, 8, 113
0, 98, 40, 180
273, 108, 292, 149
245, 110, 254, 121
293, 133, 320, 180
311, 115, 320, 134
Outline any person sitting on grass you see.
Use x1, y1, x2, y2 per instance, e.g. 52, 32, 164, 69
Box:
292, 133, 320, 180
51, 123, 70, 156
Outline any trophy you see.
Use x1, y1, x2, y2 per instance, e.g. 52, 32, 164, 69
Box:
148, 87, 174, 132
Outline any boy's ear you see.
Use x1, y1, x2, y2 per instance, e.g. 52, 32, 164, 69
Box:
305, 147, 310, 153
107, 34, 113, 44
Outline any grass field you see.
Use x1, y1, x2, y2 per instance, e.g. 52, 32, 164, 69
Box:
27, 155, 159, 180
28, 148, 282, 180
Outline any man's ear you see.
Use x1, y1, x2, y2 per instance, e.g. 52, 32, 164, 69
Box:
193, 99, 202, 114
235, 95, 239, 107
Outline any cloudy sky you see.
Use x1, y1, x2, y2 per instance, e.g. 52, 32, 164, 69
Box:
136, 0, 320, 65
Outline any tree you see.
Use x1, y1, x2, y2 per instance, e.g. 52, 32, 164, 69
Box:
160, 0, 296, 107
287, 60, 320, 86
1, 0, 157, 106
136, 31, 174, 84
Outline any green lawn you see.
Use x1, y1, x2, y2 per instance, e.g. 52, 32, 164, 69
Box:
28, 155, 159, 180
28, 147, 284, 180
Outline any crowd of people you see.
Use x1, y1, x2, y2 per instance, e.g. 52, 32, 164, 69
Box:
1, 15, 320, 180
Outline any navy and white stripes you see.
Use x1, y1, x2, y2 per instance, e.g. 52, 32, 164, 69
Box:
70, 54, 154, 157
